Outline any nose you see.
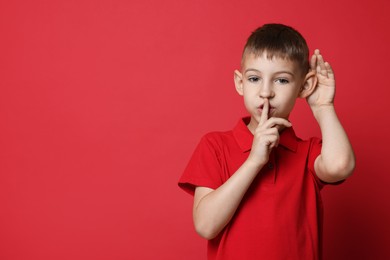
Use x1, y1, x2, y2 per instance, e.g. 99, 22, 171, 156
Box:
259, 81, 274, 98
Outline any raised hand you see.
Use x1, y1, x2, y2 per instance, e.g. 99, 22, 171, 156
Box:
307, 49, 336, 109
247, 99, 291, 166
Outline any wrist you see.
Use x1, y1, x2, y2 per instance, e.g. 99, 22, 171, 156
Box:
245, 156, 266, 172
311, 104, 336, 120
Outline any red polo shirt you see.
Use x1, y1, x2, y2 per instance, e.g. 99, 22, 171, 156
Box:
179, 117, 328, 260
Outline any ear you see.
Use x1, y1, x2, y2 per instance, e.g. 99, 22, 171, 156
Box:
234, 70, 244, 96
298, 70, 317, 98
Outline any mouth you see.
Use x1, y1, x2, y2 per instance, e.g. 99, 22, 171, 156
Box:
258, 104, 275, 117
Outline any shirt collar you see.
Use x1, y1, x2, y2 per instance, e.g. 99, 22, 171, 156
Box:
232, 117, 298, 153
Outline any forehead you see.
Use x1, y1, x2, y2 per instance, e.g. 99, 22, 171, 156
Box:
242, 52, 301, 75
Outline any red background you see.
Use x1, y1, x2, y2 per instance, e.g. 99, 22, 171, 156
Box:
1, 0, 389, 259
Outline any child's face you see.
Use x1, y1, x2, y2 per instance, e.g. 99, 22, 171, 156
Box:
235, 52, 306, 131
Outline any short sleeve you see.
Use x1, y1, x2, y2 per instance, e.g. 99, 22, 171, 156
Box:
307, 137, 325, 189
307, 137, 322, 174
178, 134, 224, 196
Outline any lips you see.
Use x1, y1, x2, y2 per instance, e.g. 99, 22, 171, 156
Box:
258, 104, 274, 117
259, 103, 274, 110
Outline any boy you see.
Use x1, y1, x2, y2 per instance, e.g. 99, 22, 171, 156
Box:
178, 24, 355, 260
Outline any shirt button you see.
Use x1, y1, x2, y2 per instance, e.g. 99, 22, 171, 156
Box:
268, 163, 274, 169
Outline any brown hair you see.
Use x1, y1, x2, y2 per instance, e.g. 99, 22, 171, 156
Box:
242, 24, 309, 74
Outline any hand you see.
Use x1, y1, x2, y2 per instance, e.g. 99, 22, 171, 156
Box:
247, 99, 292, 166
307, 49, 336, 110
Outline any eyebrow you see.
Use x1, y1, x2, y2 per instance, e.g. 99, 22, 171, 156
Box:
244, 68, 295, 76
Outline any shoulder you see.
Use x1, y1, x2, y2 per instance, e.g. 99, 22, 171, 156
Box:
307, 136, 322, 151
199, 130, 235, 150
200, 117, 249, 143
202, 130, 234, 141
293, 133, 322, 150
278, 127, 321, 154
297, 136, 322, 162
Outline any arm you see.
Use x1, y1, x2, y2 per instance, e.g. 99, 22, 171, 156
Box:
308, 50, 356, 183
193, 100, 292, 239
193, 160, 263, 240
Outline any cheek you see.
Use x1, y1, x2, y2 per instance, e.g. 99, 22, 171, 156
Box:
243, 96, 253, 108
282, 97, 298, 112
242, 88, 254, 100
277, 91, 299, 111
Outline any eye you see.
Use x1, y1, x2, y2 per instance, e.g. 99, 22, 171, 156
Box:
248, 76, 260, 83
275, 78, 289, 84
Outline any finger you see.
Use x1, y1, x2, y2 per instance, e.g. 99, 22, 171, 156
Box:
267, 135, 279, 149
310, 52, 317, 71
261, 117, 292, 130
316, 54, 328, 77
260, 129, 280, 149
259, 98, 269, 126
324, 62, 335, 80
270, 134, 280, 149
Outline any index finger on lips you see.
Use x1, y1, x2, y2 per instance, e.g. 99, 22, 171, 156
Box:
259, 98, 269, 126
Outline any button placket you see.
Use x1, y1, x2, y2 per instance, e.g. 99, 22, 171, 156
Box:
269, 151, 276, 184
268, 162, 274, 169
258, 151, 277, 185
